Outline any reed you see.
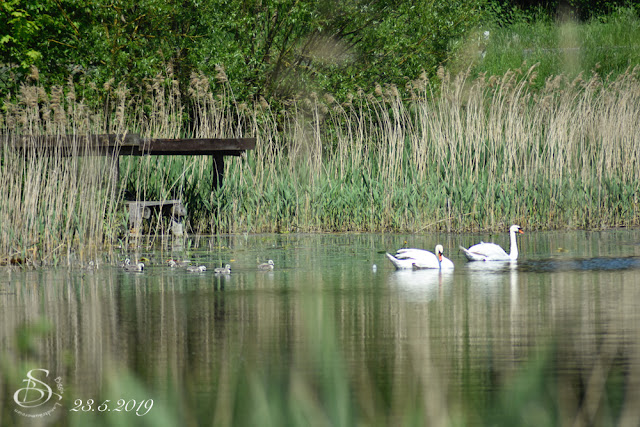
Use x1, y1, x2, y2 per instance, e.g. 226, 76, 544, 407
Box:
2, 64, 640, 262
215, 64, 640, 234
0, 79, 123, 266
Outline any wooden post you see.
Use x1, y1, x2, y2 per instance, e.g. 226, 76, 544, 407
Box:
213, 154, 225, 189
3, 134, 255, 235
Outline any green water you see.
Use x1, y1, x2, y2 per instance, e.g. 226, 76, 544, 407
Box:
2, 230, 640, 426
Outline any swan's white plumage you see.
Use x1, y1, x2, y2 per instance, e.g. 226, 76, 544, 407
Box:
386, 245, 454, 270
123, 262, 145, 272
460, 225, 524, 261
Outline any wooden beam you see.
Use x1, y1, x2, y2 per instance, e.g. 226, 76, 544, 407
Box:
9, 134, 141, 149
3, 134, 256, 156
142, 137, 255, 156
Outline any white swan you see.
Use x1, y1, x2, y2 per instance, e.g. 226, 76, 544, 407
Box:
214, 264, 231, 274
386, 245, 454, 270
123, 262, 145, 272
187, 265, 207, 273
258, 259, 275, 271
167, 259, 190, 268
459, 224, 524, 261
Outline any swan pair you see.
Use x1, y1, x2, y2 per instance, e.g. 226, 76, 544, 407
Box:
386, 225, 524, 270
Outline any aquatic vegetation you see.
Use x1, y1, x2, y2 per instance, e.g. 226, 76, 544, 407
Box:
213, 64, 640, 234
1, 64, 640, 262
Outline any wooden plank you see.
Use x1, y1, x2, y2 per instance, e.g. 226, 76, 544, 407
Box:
9, 134, 140, 149
125, 200, 182, 207
2, 134, 255, 156
4, 134, 254, 155
145, 138, 256, 155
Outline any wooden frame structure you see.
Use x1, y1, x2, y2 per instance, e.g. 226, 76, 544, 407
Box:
6, 133, 256, 234
7, 133, 255, 184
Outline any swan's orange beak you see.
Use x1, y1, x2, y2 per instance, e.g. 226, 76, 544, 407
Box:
518, 229, 524, 234
438, 253, 443, 261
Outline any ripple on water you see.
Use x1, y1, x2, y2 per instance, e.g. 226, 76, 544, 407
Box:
519, 256, 640, 272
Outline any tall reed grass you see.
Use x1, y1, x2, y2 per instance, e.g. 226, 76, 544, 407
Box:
1, 63, 639, 263
213, 64, 640, 234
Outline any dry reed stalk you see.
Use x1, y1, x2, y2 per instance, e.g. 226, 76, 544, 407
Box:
0, 75, 145, 263
217, 65, 640, 232
2, 63, 640, 250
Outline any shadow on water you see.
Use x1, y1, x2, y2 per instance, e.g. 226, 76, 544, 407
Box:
519, 256, 640, 272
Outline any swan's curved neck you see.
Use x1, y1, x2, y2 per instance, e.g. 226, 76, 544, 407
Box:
509, 229, 519, 260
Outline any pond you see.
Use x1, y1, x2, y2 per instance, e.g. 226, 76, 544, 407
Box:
2, 229, 640, 426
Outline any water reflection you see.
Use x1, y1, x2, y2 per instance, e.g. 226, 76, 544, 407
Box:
463, 260, 518, 291
387, 269, 453, 302
1, 230, 640, 425
464, 260, 517, 273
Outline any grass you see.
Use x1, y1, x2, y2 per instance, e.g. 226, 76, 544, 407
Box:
466, 6, 640, 84
211, 64, 640, 234
3, 297, 638, 427
1, 50, 640, 263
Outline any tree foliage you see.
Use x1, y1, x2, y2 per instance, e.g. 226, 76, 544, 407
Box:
1, 0, 486, 101
1, 0, 636, 103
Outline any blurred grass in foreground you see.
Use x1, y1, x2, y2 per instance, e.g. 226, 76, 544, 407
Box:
3, 302, 639, 427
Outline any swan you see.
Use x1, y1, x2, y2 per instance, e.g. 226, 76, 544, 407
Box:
386, 245, 454, 270
214, 264, 231, 274
258, 260, 274, 271
187, 265, 207, 272
123, 262, 145, 272
459, 224, 524, 261
167, 259, 190, 268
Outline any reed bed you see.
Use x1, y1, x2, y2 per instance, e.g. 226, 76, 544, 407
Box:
1, 64, 640, 262
217, 64, 640, 234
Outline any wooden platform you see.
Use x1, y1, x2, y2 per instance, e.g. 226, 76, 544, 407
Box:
6, 132, 255, 187
4, 133, 256, 234
6, 134, 256, 156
